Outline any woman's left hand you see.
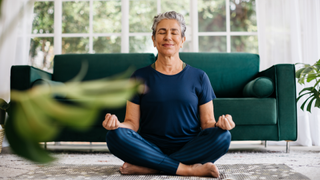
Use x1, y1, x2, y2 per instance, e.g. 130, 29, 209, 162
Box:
216, 114, 235, 130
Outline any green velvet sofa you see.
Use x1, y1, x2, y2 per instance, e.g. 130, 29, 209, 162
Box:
10, 53, 297, 151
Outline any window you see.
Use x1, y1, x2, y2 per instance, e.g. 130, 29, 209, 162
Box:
30, 0, 257, 72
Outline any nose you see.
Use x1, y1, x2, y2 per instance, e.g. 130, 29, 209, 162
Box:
164, 32, 172, 41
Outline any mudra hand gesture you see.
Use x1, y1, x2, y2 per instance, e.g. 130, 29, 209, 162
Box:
216, 114, 235, 131
102, 113, 120, 130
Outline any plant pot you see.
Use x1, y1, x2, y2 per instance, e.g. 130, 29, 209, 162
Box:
0, 128, 4, 153
0, 109, 5, 125
0, 109, 6, 124
0, 109, 6, 153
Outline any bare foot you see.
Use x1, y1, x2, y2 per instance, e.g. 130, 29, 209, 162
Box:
191, 163, 219, 177
119, 162, 160, 175
176, 162, 219, 177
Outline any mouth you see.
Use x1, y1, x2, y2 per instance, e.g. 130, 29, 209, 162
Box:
162, 44, 174, 47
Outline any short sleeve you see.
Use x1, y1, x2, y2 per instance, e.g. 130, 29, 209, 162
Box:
198, 72, 216, 105
129, 72, 141, 105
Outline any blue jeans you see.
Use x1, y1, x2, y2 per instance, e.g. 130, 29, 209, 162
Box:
106, 127, 231, 174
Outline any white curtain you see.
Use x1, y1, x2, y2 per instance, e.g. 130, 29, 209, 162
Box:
0, 0, 33, 147
257, 0, 320, 146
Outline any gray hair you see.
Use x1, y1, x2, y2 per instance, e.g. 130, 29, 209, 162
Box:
151, 11, 186, 38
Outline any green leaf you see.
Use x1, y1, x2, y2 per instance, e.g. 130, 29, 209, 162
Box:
12, 101, 59, 142
5, 116, 56, 163
307, 97, 317, 113
315, 98, 320, 108
307, 73, 318, 83
298, 77, 305, 85
32, 96, 99, 130
302, 66, 313, 73
314, 59, 320, 66
297, 92, 312, 103
312, 79, 320, 90
72, 88, 137, 109
298, 87, 314, 95
0, 98, 9, 110
300, 95, 314, 111
295, 68, 305, 78
7, 67, 142, 164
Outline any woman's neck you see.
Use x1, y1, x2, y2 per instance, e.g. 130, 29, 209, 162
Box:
155, 54, 183, 75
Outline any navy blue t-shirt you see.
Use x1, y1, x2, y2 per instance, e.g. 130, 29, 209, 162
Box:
130, 64, 216, 150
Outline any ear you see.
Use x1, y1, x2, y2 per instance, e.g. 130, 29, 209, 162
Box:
181, 36, 186, 48
152, 35, 156, 47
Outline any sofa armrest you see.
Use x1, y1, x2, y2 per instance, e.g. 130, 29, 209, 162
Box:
258, 64, 297, 141
10, 66, 53, 91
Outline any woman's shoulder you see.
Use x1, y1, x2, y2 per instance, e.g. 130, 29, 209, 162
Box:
131, 64, 153, 77
185, 64, 206, 76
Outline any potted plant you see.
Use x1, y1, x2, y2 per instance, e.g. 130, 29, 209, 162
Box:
295, 59, 320, 112
0, 98, 10, 153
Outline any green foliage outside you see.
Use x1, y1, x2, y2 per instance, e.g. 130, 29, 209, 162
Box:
198, 0, 226, 32
30, 2, 54, 71
93, 36, 121, 53
62, 1, 90, 33
129, 0, 156, 33
231, 36, 258, 53
32, 1, 54, 34
93, 1, 122, 33
230, 0, 257, 32
230, 0, 258, 54
29, 0, 258, 70
199, 36, 227, 52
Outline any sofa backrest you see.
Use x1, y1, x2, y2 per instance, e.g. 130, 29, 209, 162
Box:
53, 53, 259, 97
53, 53, 155, 82
180, 53, 260, 97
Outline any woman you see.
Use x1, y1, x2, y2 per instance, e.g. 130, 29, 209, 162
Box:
102, 11, 235, 178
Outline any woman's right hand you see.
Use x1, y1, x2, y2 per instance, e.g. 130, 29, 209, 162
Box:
102, 113, 120, 130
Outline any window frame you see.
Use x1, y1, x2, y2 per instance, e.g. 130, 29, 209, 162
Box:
31, 0, 258, 55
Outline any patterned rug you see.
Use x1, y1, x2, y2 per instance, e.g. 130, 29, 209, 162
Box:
13, 164, 310, 180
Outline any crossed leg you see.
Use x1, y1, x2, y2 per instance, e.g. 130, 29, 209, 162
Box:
106, 127, 231, 177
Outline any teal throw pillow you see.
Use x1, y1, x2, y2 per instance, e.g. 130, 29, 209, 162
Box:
242, 77, 274, 98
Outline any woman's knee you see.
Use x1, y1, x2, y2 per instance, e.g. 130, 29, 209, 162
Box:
106, 128, 132, 147
223, 130, 231, 147
206, 128, 232, 148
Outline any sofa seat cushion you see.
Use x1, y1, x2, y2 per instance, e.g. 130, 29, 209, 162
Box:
213, 98, 276, 125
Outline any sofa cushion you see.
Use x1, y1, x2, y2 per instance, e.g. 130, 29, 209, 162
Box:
53, 53, 155, 82
213, 98, 277, 125
242, 77, 274, 98
230, 125, 279, 140
179, 53, 260, 97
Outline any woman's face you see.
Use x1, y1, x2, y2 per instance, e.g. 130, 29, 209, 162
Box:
152, 19, 186, 57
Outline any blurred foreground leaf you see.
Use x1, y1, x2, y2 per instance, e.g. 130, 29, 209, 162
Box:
6, 68, 142, 163
6, 115, 56, 163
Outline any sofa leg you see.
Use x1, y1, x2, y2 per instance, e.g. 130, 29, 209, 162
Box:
44, 142, 47, 149
286, 141, 290, 153
265, 140, 267, 148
